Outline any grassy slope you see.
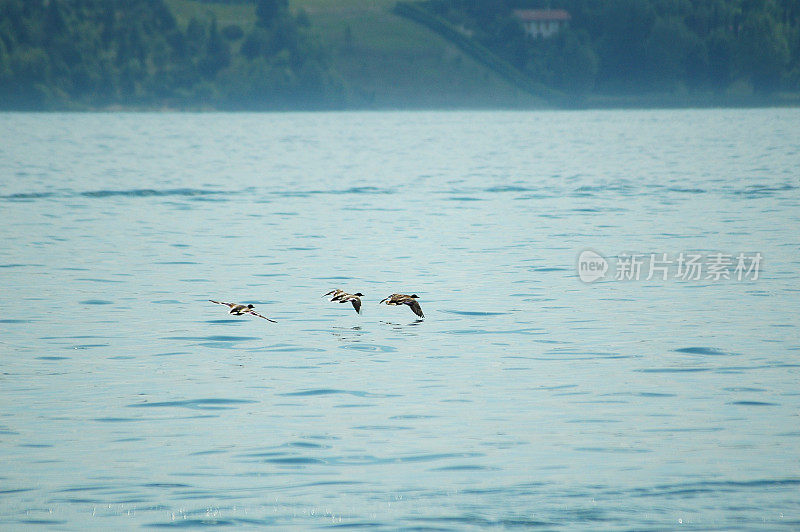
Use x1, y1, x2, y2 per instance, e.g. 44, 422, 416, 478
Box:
166, 0, 256, 30
164, 0, 543, 108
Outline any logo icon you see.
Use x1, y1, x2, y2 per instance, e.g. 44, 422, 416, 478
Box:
577, 250, 608, 283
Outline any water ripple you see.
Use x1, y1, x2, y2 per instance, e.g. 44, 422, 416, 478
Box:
441, 310, 507, 316
675, 346, 735, 356
1, 188, 233, 200
273, 186, 393, 197
278, 389, 399, 398
81, 188, 228, 198
127, 398, 257, 410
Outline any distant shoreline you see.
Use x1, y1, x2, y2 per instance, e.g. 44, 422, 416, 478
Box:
578, 92, 800, 109
3, 94, 798, 113
4, 1, 798, 114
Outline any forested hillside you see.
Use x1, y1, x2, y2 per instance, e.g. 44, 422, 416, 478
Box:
0, 0, 344, 109
0, 0, 797, 110
419, 0, 800, 97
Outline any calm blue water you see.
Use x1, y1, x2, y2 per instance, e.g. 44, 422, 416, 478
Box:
1, 109, 799, 530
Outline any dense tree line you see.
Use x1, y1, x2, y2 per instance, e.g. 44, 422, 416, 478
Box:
0, 0, 344, 109
0, 0, 797, 109
423, 0, 800, 96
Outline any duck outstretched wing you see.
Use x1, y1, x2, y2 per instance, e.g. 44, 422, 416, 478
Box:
247, 310, 277, 323
405, 299, 424, 318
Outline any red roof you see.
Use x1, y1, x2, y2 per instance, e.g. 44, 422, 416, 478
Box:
512, 9, 571, 22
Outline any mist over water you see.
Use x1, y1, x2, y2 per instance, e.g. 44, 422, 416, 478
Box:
1, 110, 799, 529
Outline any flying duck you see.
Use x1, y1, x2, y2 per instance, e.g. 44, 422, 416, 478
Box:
209, 300, 277, 322
324, 290, 364, 314
379, 293, 424, 318
323, 289, 347, 301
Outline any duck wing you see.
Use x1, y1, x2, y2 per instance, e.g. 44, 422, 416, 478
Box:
210, 299, 235, 308
405, 298, 424, 318
247, 310, 277, 323
349, 296, 361, 314
328, 289, 348, 301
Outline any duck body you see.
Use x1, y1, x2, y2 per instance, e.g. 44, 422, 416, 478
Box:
379, 293, 424, 318
209, 300, 277, 322
324, 290, 363, 314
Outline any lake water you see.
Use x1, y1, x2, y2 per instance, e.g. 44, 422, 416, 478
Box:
1, 109, 799, 529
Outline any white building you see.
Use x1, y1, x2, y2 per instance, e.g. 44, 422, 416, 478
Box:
513, 9, 571, 39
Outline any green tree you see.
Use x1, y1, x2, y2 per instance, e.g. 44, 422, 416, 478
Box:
644, 17, 705, 89
737, 10, 790, 92
707, 27, 736, 89
221, 24, 244, 41
595, 0, 657, 90
199, 16, 231, 79
256, 0, 288, 28
551, 31, 598, 94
